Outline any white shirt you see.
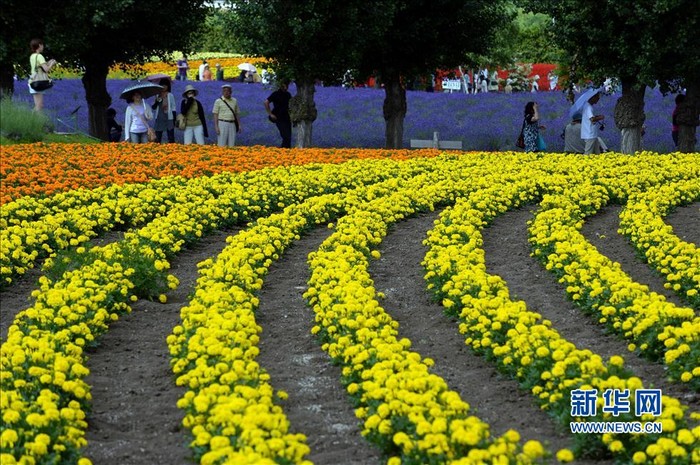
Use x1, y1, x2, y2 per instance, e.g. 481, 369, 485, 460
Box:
580, 102, 598, 139
124, 101, 153, 140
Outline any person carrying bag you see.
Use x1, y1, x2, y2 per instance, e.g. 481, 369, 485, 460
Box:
28, 38, 57, 111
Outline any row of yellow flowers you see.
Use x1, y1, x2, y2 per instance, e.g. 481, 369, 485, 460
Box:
528, 168, 700, 390
166, 156, 451, 463
618, 178, 700, 309
1, 176, 197, 287
1, 159, 412, 464
306, 157, 556, 464
0, 146, 440, 288
2, 150, 697, 463
421, 161, 699, 464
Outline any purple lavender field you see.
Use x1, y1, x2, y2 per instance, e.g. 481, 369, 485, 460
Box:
13, 78, 678, 152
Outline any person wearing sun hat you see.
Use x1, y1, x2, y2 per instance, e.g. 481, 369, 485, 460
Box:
180, 84, 208, 144
213, 83, 241, 147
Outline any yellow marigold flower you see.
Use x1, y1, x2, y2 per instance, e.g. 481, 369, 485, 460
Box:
158, 294, 167, 303
0, 454, 17, 465
632, 451, 647, 464
1, 429, 19, 448
523, 440, 545, 458
556, 448, 574, 463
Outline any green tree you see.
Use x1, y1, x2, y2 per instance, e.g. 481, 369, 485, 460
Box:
192, 8, 243, 54
231, 0, 390, 147
1, 0, 208, 139
524, 0, 699, 153
355, 0, 513, 148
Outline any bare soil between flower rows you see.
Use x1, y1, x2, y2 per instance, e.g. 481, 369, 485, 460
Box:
0, 202, 697, 465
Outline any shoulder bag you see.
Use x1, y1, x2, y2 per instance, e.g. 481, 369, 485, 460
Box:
220, 98, 240, 132
29, 54, 53, 91
134, 105, 157, 142
515, 118, 526, 149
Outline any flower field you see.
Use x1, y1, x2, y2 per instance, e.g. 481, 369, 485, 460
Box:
1, 145, 699, 465
11, 78, 680, 152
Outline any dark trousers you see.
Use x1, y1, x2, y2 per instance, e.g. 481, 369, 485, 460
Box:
276, 118, 292, 148
156, 129, 175, 143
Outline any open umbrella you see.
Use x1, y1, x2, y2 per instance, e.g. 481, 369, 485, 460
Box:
237, 62, 257, 73
120, 81, 164, 101
569, 87, 603, 119
146, 73, 172, 85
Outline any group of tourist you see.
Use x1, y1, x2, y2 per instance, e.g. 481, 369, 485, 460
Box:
520, 89, 687, 154
108, 79, 292, 148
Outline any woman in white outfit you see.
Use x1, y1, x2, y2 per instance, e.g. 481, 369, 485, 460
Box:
124, 91, 153, 143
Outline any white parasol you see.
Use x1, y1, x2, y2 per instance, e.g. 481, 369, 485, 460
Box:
569, 87, 603, 119
237, 62, 257, 73
120, 81, 164, 101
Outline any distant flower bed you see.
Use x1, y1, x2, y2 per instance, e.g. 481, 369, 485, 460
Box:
11, 78, 680, 153
51, 56, 270, 81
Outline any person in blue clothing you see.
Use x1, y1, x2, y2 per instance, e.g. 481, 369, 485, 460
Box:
264, 81, 292, 148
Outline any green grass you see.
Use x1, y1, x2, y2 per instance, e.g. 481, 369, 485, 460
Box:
0, 98, 100, 145
0, 98, 52, 143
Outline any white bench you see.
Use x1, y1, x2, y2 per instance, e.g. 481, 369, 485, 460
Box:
410, 131, 463, 150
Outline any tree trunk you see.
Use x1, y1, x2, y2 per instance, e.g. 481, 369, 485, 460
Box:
0, 63, 15, 97
383, 76, 406, 149
81, 63, 112, 141
289, 80, 317, 148
677, 80, 699, 153
613, 80, 646, 154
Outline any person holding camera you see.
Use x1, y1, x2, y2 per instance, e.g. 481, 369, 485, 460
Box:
28, 38, 57, 112
581, 90, 605, 154
151, 79, 176, 143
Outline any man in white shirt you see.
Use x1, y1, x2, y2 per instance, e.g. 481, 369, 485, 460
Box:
581, 91, 605, 154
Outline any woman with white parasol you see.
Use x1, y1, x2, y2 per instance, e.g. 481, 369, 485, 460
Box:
120, 82, 162, 143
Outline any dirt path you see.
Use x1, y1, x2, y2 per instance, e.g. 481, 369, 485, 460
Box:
256, 227, 384, 465
665, 202, 699, 246
3, 200, 697, 464
580, 204, 685, 307
83, 228, 238, 465
369, 211, 591, 459
481, 207, 698, 411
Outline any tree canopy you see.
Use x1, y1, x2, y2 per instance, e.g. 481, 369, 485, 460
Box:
1, 0, 209, 138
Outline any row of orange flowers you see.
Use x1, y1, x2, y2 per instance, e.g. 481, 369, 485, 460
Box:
0, 144, 441, 204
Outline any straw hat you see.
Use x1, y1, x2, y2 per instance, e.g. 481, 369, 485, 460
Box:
182, 84, 198, 98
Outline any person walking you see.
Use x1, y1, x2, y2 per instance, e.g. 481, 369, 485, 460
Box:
124, 91, 154, 143
264, 80, 292, 148
151, 79, 176, 143
581, 90, 605, 154
522, 101, 546, 152
28, 38, 57, 112
198, 59, 208, 81
212, 84, 241, 147
176, 56, 189, 81
180, 84, 208, 145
